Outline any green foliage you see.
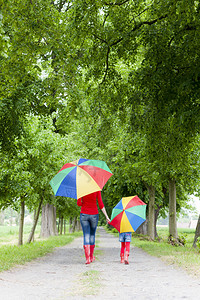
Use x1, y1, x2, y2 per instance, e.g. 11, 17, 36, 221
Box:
168, 233, 187, 246
0, 0, 81, 151
1, 0, 200, 236
0, 114, 80, 220
56, 197, 81, 219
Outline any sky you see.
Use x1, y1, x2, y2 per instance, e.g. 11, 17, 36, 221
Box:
190, 195, 200, 214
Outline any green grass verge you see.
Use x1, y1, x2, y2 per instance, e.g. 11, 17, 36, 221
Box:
134, 227, 200, 277
0, 232, 82, 272
106, 226, 200, 277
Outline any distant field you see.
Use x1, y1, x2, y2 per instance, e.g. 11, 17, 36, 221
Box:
0, 225, 41, 246
0, 224, 72, 246
158, 220, 198, 229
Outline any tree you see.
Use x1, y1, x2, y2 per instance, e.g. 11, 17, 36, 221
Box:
40, 203, 58, 238
0, 0, 81, 152
0, 114, 70, 243
67, 0, 200, 241
27, 199, 43, 243
1, 0, 200, 245
193, 215, 200, 248
18, 198, 25, 246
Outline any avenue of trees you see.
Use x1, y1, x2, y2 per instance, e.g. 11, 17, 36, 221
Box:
0, 0, 200, 246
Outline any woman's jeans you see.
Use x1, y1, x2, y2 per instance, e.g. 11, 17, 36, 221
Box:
80, 213, 99, 245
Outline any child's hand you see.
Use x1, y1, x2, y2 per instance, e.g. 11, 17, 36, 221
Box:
106, 217, 111, 224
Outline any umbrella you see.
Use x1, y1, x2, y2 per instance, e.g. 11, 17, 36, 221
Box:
110, 195, 146, 233
49, 158, 113, 199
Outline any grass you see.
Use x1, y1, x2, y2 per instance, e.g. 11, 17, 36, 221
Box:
71, 270, 101, 296
1, 224, 199, 278
134, 227, 200, 277
0, 227, 82, 272
0, 225, 41, 245
107, 226, 200, 278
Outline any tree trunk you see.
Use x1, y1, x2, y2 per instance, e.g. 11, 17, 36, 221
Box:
27, 199, 42, 243
69, 217, 78, 233
69, 217, 73, 233
40, 203, 58, 238
64, 220, 66, 234
75, 219, 81, 231
32, 210, 36, 242
136, 219, 148, 235
72, 216, 77, 232
169, 179, 178, 239
60, 217, 63, 235
193, 214, 200, 248
147, 185, 155, 240
58, 217, 60, 234
18, 200, 25, 246
154, 206, 161, 238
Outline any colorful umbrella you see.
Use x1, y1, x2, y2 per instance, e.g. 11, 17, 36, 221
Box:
49, 158, 113, 199
110, 195, 147, 233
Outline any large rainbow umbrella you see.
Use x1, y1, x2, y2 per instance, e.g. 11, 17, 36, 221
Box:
49, 158, 113, 199
110, 195, 147, 233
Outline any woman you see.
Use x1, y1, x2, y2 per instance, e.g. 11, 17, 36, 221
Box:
77, 191, 110, 264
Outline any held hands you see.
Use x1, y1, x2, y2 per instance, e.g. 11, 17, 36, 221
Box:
106, 217, 111, 224
101, 207, 111, 224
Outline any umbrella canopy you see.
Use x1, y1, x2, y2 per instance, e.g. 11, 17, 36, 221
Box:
110, 195, 146, 233
49, 158, 113, 199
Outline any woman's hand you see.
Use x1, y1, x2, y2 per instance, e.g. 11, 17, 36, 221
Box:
101, 207, 111, 224
106, 217, 111, 224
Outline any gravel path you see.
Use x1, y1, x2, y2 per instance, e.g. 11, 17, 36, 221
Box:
0, 227, 200, 300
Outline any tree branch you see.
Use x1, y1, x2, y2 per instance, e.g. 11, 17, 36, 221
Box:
103, 13, 109, 27
92, 33, 108, 45
111, 14, 168, 47
104, 0, 130, 6
100, 46, 110, 84
94, 13, 168, 84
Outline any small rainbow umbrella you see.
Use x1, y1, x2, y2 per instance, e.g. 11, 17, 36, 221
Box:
50, 158, 113, 199
110, 195, 147, 233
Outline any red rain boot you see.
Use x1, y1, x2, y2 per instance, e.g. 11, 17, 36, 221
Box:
120, 253, 124, 263
124, 251, 129, 265
90, 245, 95, 262
84, 245, 90, 264
120, 242, 125, 263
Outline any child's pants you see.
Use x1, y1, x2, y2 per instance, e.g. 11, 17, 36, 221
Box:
119, 232, 132, 255
120, 242, 130, 255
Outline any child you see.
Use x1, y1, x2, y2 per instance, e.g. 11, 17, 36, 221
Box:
119, 232, 132, 264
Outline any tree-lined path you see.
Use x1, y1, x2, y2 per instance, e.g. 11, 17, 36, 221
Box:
0, 228, 200, 300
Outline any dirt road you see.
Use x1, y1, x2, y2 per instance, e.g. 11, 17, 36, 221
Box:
0, 227, 200, 300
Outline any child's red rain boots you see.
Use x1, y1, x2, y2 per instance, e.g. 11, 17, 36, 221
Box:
120, 253, 124, 263
124, 251, 129, 265
84, 245, 90, 264
120, 242, 125, 263
90, 245, 95, 262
